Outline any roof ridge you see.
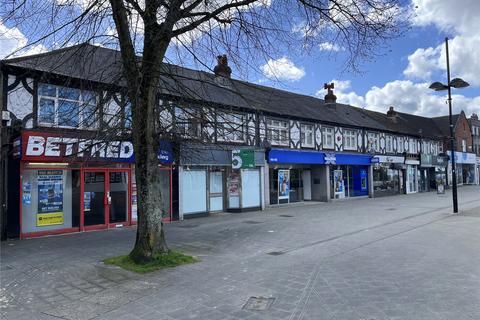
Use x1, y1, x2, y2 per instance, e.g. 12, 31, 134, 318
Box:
1, 42, 93, 64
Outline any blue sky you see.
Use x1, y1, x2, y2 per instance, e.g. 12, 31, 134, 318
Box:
254, 0, 480, 117
1, 0, 479, 118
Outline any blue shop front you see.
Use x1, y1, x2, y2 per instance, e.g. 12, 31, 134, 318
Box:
267, 149, 372, 204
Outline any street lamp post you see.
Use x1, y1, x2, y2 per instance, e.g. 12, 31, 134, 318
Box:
429, 37, 469, 213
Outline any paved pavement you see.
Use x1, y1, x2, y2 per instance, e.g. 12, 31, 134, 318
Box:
1, 186, 480, 320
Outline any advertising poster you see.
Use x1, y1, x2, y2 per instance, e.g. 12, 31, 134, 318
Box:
131, 191, 138, 221
84, 192, 91, 211
278, 170, 290, 200
360, 169, 367, 191
333, 170, 345, 198
22, 182, 31, 205
37, 170, 64, 226
228, 171, 240, 196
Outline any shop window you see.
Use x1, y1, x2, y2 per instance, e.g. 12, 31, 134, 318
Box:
217, 112, 245, 142
21, 169, 80, 234
373, 165, 399, 194
322, 126, 334, 149
267, 119, 289, 146
181, 169, 207, 214
174, 107, 202, 138
367, 132, 379, 152
241, 169, 260, 208
300, 124, 314, 148
385, 135, 394, 153
38, 83, 98, 129
344, 129, 357, 151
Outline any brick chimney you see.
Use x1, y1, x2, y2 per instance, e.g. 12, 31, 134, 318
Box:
471, 113, 479, 120
387, 106, 397, 117
213, 54, 232, 78
387, 106, 398, 123
324, 83, 337, 105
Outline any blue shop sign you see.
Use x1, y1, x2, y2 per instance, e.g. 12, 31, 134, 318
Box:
268, 149, 326, 164
268, 149, 372, 165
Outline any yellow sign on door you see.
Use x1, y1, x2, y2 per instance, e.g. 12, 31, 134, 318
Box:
37, 212, 64, 226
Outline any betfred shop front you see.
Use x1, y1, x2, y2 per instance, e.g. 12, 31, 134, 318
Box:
13, 130, 173, 238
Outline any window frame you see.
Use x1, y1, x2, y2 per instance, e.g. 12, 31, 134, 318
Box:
343, 129, 357, 151
322, 126, 334, 149
37, 83, 98, 129
300, 123, 315, 148
385, 135, 394, 153
266, 118, 289, 146
216, 111, 246, 143
367, 132, 379, 152
174, 106, 202, 139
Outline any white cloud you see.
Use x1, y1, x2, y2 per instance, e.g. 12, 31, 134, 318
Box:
403, 46, 441, 80
0, 21, 47, 58
318, 79, 480, 117
260, 57, 305, 81
318, 42, 343, 52
0, 22, 27, 58
405, 0, 480, 86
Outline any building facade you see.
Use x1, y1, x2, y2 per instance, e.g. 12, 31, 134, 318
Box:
0, 44, 475, 239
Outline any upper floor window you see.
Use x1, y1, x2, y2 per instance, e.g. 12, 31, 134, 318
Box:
397, 138, 404, 153
385, 135, 394, 153
422, 141, 429, 154
343, 129, 357, 150
439, 144, 443, 153
217, 112, 245, 142
408, 138, 417, 153
38, 83, 97, 129
300, 124, 314, 148
462, 139, 467, 152
367, 132, 379, 152
124, 102, 132, 129
175, 106, 201, 138
322, 126, 334, 149
267, 119, 289, 146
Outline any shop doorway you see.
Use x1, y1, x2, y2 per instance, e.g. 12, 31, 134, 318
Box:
302, 170, 312, 200
209, 170, 224, 212
82, 169, 130, 230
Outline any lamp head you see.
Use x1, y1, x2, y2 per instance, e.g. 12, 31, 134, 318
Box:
449, 78, 469, 89
429, 82, 448, 91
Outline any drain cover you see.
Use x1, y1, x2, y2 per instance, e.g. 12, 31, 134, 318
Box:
243, 220, 263, 224
278, 214, 293, 217
267, 251, 285, 256
243, 297, 275, 311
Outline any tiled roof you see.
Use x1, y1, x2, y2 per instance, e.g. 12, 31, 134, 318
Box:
2, 43, 452, 138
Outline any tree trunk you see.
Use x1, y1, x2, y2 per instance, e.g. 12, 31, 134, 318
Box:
129, 83, 169, 263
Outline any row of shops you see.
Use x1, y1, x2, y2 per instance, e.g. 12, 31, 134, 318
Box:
6, 130, 480, 239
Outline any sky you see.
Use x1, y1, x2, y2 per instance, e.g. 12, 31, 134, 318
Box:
1, 0, 479, 118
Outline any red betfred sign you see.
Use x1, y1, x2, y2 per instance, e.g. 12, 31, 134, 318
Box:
20, 131, 134, 162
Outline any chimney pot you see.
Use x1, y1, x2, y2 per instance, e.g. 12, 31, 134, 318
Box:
214, 54, 232, 78
324, 82, 337, 105
387, 106, 397, 117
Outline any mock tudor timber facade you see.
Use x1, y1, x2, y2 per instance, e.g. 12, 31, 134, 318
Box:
0, 43, 477, 239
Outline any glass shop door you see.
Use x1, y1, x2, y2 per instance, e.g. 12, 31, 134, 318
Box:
82, 169, 130, 230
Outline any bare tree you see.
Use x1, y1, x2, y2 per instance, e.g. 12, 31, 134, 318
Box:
1, 0, 406, 262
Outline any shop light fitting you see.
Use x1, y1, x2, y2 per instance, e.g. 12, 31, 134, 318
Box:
27, 162, 69, 167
